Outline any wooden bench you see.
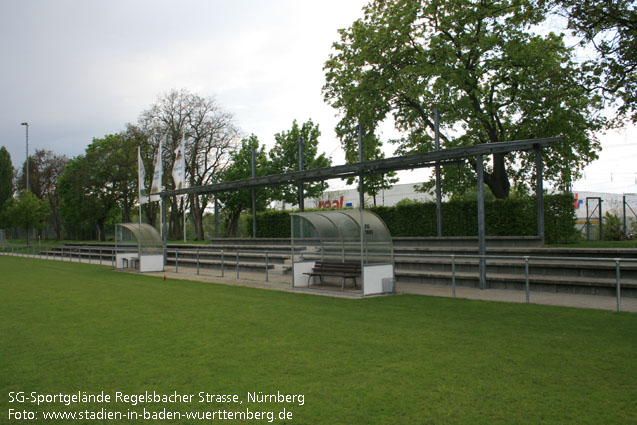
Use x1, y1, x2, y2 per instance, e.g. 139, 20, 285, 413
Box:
304, 261, 362, 289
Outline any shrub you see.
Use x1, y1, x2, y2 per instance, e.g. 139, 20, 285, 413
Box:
248, 194, 576, 244
602, 212, 624, 241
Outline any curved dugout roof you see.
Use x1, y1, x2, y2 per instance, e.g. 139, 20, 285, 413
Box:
118, 223, 163, 255
291, 210, 393, 246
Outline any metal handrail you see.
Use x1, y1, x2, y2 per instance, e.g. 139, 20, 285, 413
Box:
392, 252, 636, 311
3, 244, 633, 311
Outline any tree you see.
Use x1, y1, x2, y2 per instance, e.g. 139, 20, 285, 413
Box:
548, 0, 637, 122
269, 119, 331, 206
58, 134, 138, 240
137, 89, 239, 240
16, 149, 67, 239
216, 135, 272, 237
0, 146, 13, 215
324, 0, 605, 198
338, 125, 398, 206
6, 190, 50, 240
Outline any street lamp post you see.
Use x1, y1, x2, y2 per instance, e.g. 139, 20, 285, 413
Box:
20, 122, 29, 246
21, 122, 29, 192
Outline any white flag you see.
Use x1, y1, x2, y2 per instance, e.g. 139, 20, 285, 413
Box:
172, 135, 186, 190
150, 139, 162, 202
138, 146, 149, 205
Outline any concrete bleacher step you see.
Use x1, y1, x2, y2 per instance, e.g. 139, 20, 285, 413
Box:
167, 249, 290, 258
393, 245, 637, 260
166, 257, 276, 272
395, 268, 637, 297
392, 236, 545, 248
34, 240, 637, 298
393, 256, 637, 280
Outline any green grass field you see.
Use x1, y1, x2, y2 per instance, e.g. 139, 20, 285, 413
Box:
1, 256, 636, 424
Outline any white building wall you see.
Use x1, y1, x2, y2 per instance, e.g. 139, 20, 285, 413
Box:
573, 191, 637, 225
273, 182, 437, 210
273, 186, 637, 228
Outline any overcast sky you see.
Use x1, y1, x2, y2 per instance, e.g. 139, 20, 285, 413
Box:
1, 0, 635, 194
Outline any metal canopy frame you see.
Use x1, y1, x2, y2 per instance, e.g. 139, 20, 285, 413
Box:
158, 137, 562, 290
161, 137, 561, 197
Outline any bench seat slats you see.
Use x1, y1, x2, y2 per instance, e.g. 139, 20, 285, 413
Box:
303, 261, 361, 289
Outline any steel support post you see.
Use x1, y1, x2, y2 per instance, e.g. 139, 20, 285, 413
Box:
451, 255, 456, 298
214, 194, 219, 239
623, 195, 627, 239
525, 256, 530, 303
476, 154, 487, 290
434, 109, 442, 237
535, 145, 545, 239
358, 124, 365, 292
616, 259, 621, 312
251, 148, 257, 238
299, 138, 305, 212
162, 195, 167, 265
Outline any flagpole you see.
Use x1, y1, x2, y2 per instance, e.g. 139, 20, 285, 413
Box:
182, 132, 186, 243
138, 145, 143, 228
158, 138, 163, 237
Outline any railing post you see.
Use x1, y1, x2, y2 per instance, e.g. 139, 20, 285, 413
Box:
265, 251, 269, 282
524, 256, 530, 304
175, 250, 179, 273
236, 251, 240, 279
99, 247, 102, 265
197, 248, 200, 275
616, 259, 621, 312
221, 250, 225, 278
451, 255, 456, 298
88, 248, 91, 264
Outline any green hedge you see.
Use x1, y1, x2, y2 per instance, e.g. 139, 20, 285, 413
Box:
248, 194, 577, 244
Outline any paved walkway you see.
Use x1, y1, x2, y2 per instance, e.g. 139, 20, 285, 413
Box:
151, 266, 637, 313
397, 282, 636, 312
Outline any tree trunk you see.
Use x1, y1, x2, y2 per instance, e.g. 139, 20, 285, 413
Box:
484, 153, 510, 199
169, 196, 181, 239
96, 223, 105, 241
51, 204, 63, 240
190, 194, 206, 241
226, 210, 241, 238
144, 202, 158, 227
122, 196, 132, 222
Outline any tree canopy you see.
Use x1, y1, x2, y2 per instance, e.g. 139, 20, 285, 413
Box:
136, 89, 239, 240
16, 149, 68, 239
58, 133, 138, 240
324, 0, 606, 198
5, 190, 50, 236
217, 135, 272, 237
548, 0, 637, 122
0, 146, 13, 213
269, 119, 331, 206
